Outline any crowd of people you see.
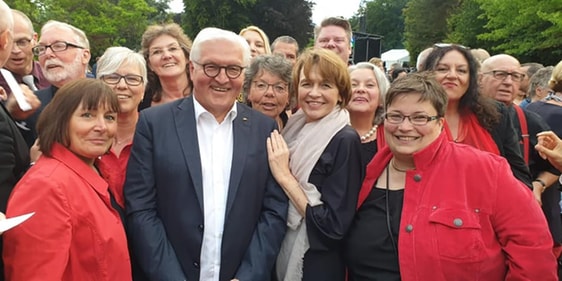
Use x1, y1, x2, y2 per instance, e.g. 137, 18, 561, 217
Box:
1, 0, 562, 280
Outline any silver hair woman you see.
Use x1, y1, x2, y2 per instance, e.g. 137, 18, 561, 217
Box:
243, 54, 293, 130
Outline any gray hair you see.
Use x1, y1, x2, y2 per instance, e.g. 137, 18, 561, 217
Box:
0, 0, 13, 32
242, 54, 293, 105
96, 46, 147, 86
528, 66, 553, 99
190, 27, 251, 66
41, 20, 90, 49
271, 35, 299, 51
348, 62, 390, 124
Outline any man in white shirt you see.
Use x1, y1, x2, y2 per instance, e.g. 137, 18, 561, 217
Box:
124, 27, 288, 281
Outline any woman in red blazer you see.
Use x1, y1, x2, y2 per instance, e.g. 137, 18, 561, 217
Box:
3, 79, 132, 281
344, 72, 557, 280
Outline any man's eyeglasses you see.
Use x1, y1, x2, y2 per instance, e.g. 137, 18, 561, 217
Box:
483, 70, 525, 82
100, 74, 144, 86
384, 112, 440, 126
192, 61, 245, 79
14, 39, 32, 49
32, 41, 85, 56
252, 81, 288, 95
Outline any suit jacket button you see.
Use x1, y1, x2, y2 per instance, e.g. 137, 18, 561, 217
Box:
198, 224, 204, 231
193, 262, 199, 268
413, 174, 422, 182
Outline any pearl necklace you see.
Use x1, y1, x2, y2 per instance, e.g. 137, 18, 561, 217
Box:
360, 125, 378, 141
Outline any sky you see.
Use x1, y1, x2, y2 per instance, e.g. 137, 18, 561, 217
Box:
168, 0, 362, 25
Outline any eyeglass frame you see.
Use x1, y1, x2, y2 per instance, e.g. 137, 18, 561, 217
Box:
14, 38, 32, 49
32, 41, 85, 56
384, 112, 440, 126
482, 70, 525, 82
251, 81, 288, 95
192, 61, 245, 79
100, 74, 144, 86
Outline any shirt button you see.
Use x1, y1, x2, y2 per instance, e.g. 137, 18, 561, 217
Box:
405, 224, 414, 232
474, 208, 480, 213
432, 205, 438, 210
413, 174, 422, 182
453, 218, 463, 227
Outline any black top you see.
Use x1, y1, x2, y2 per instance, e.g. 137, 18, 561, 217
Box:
344, 186, 404, 281
360, 139, 378, 169
300, 125, 364, 281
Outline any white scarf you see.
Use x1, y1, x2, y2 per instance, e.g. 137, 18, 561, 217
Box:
276, 106, 349, 281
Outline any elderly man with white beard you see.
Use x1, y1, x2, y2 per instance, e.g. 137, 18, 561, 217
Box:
6, 20, 91, 147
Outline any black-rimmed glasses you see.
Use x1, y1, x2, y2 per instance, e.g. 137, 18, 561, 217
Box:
482, 70, 525, 82
252, 81, 288, 95
192, 61, 245, 79
384, 112, 440, 126
32, 41, 85, 56
100, 74, 144, 86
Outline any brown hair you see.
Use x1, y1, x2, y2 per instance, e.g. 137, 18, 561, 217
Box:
385, 72, 448, 118
314, 17, 352, 44
37, 79, 119, 157
141, 23, 193, 102
292, 48, 351, 107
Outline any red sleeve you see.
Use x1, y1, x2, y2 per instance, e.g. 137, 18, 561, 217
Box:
3, 169, 72, 281
491, 159, 558, 280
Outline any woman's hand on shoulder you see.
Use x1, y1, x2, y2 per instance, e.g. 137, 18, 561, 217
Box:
266, 130, 292, 182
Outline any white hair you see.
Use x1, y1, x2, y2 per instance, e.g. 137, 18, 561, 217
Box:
97, 46, 147, 85
190, 27, 251, 66
41, 20, 90, 49
0, 0, 14, 32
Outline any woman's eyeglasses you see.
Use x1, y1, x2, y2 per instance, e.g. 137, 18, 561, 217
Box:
100, 74, 144, 86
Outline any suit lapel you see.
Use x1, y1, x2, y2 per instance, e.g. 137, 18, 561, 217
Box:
226, 103, 251, 215
174, 97, 204, 212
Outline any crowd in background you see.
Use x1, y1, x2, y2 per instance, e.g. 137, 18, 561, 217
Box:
2, 0, 562, 280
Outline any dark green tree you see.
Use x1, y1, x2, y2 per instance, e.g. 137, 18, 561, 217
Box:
446, 0, 489, 50
248, 0, 314, 50
350, 0, 408, 52
182, 0, 257, 37
403, 0, 459, 65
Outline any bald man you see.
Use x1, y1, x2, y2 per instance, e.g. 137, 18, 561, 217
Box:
480, 54, 562, 246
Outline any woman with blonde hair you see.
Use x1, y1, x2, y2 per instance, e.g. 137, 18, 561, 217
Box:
240, 25, 271, 59
139, 23, 192, 109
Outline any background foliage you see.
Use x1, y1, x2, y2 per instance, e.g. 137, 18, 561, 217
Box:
4, 0, 561, 66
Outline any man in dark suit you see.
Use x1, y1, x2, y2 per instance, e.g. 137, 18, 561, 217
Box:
124, 27, 288, 281
0, 2, 31, 280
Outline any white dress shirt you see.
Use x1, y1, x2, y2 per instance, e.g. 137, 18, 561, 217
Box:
194, 97, 236, 281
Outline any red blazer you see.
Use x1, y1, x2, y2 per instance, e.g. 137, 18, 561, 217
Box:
3, 143, 132, 281
358, 132, 557, 280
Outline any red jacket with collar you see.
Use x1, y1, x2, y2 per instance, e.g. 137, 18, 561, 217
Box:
358, 132, 557, 281
3, 143, 132, 281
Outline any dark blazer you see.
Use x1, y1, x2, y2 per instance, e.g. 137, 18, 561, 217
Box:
489, 103, 532, 185
0, 102, 30, 281
124, 96, 288, 281
18, 85, 58, 147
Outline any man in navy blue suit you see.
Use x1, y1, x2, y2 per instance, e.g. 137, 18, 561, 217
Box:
124, 27, 288, 281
